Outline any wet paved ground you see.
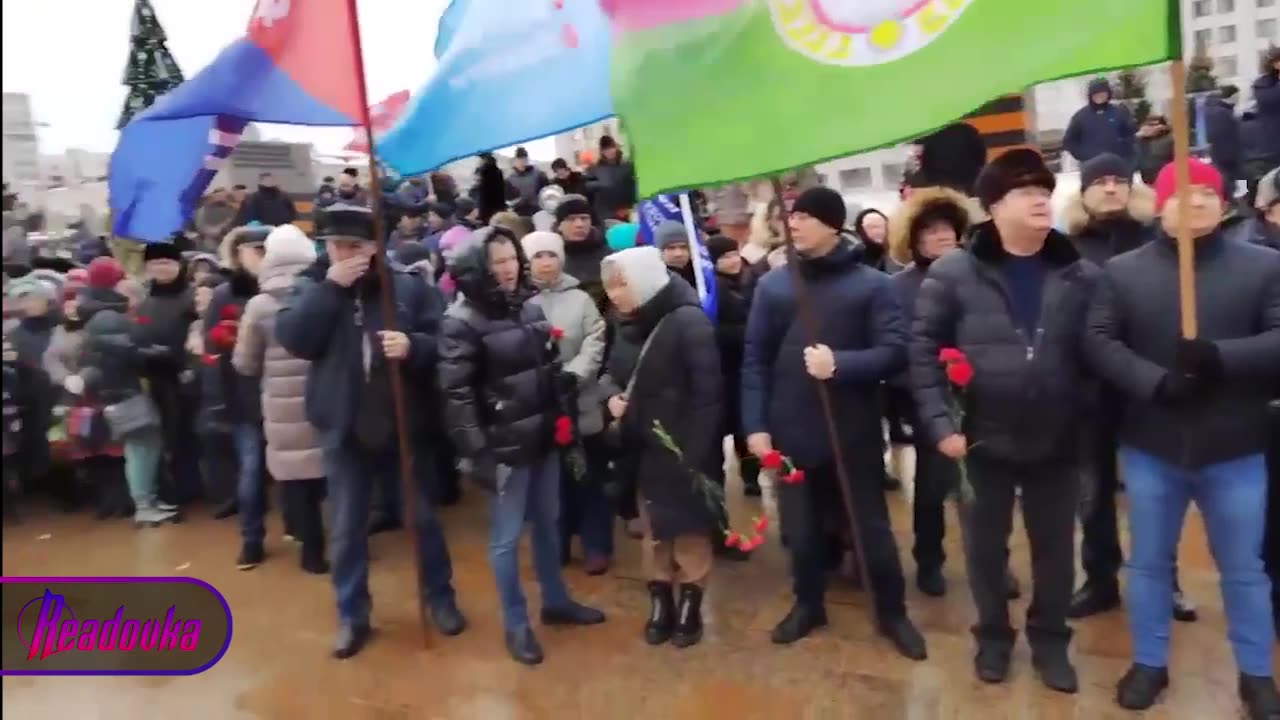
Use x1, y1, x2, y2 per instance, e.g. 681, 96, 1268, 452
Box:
2, 454, 1275, 719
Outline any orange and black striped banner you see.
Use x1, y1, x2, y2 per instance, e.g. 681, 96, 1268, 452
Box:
961, 94, 1032, 160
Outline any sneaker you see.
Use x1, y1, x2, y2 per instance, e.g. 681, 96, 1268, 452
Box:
1239, 674, 1280, 720
236, 543, 265, 570
134, 503, 178, 527
1116, 664, 1169, 711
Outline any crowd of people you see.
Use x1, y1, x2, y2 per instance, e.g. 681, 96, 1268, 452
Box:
3, 90, 1280, 716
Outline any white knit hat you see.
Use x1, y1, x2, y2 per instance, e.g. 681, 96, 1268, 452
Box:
601, 246, 670, 307
263, 224, 316, 266
521, 231, 564, 264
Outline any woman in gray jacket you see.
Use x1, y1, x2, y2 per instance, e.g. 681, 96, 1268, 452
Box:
232, 224, 328, 574
521, 231, 612, 574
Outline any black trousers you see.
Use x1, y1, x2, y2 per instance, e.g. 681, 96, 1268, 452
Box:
282, 478, 326, 553
913, 440, 957, 573
1077, 420, 1123, 587
963, 456, 1077, 651
779, 450, 907, 620
200, 431, 237, 505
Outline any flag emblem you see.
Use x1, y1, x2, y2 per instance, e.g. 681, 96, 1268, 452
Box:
768, 0, 973, 66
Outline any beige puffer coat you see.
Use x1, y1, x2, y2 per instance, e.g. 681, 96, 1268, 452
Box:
231, 243, 323, 481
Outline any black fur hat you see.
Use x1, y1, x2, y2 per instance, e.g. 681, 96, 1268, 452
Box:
975, 148, 1055, 210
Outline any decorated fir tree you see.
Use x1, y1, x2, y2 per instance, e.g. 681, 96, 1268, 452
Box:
115, 0, 183, 129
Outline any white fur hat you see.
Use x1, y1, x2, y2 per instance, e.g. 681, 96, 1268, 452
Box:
264, 224, 316, 266
601, 246, 670, 307
521, 231, 564, 264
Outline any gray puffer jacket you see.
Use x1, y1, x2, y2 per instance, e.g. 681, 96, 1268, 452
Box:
528, 273, 606, 435
232, 247, 323, 481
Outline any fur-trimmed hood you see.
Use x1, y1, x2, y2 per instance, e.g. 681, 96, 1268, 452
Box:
1061, 182, 1156, 235
888, 186, 980, 266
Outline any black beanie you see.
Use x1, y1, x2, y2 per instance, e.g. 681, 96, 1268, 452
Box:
975, 149, 1056, 210
555, 194, 592, 223
705, 234, 739, 264
316, 204, 376, 241
792, 187, 846, 231
144, 241, 183, 263
1081, 153, 1131, 188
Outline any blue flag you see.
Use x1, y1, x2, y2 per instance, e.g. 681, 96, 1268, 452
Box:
377, 0, 613, 175
636, 193, 717, 320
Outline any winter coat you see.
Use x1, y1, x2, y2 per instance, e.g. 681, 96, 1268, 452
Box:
1202, 95, 1242, 179
584, 156, 637, 221
194, 200, 238, 249
552, 171, 589, 198
201, 273, 261, 430
235, 187, 298, 227
275, 256, 443, 451
1085, 231, 1280, 468
473, 161, 508, 223
78, 287, 148, 406
598, 278, 721, 540
135, 275, 197, 376
527, 273, 606, 436
742, 241, 907, 468
232, 248, 324, 480
713, 269, 752, 436
42, 317, 121, 459
909, 225, 1101, 464
1249, 71, 1280, 169
506, 166, 550, 217
1064, 101, 1136, 165
437, 238, 562, 466
1137, 132, 1175, 185
562, 229, 613, 315
1062, 183, 1156, 267
1231, 216, 1280, 252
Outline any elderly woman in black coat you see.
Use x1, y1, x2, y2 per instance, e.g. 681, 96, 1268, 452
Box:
598, 246, 722, 649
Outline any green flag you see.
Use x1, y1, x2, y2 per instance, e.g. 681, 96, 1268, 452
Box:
607, 0, 1180, 196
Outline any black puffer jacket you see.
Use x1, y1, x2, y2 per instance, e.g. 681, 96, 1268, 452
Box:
79, 287, 147, 405
562, 229, 613, 315
910, 224, 1101, 464
438, 231, 561, 466
1086, 232, 1280, 468
599, 277, 721, 539
200, 271, 261, 431
584, 155, 637, 221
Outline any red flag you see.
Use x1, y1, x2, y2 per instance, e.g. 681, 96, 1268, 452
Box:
344, 90, 411, 153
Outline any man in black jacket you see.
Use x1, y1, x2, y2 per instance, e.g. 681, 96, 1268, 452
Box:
275, 205, 464, 660
741, 187, 926, 661
911, 149, 1098, 693
438, 225, 605, 666
235, 172, 298, 227
1086, 159, 1280, 718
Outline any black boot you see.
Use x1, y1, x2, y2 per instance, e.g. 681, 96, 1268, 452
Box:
974, 643, 1013, 684
770, 603, 827, 645
331, 623, 371, 660
1116, 664, 1168, 710
300, 541, 329, 575
427, 599, 467, 637
504, 627, 544, 666
644, 581, 675, 645
1240, 674, 1280, 720
916, 566, 947, 597
236, 542, 264, 571
878, 615, 927, 661
1032, 645, 1079, 694
212, 498, 238, 519
1067, 580, 1121, 619
671, 585, 704, 649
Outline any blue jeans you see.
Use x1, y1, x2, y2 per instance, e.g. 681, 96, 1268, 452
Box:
1121, 447, 1275, 676
489, 452, 573, 632
234, 423, 265, 547
324, 443, 455, 626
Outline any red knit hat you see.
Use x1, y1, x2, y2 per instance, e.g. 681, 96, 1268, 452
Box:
1153, 159, 1224, 211
86, 257, 126, 290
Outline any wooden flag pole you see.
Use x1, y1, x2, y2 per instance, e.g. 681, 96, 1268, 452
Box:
1166, 59, 1199, 339
769, 178, 878, 623
345, 0, 430, 648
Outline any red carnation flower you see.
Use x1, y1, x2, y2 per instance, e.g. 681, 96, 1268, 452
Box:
784, 469, 805, 484
219, 305, 242, 321
553, 415, 574, 446
723, 532, 740, 549
200, 353, 219, 367
549, 326, 564, 341
938, 347, 965, 364
209, 323, 237, 350
134, 315, 151, 325
945, 359, 974, 387
761, 450, 784, 471
753, 515, 768, 533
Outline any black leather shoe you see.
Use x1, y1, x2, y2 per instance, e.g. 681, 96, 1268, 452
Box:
879, 616, 927, 661
367, 515, 402, 536
236, 543, 264, 571
541, 601, 606, 626
1032, 646, 1079, 694
644, 581, 675, 645
1240, 674, 1280, 720
974, 644, 1012, 684
212, 499, 238, 519
504, 627, 544, 666
429, 600, 467, 637
1067, 581, 1121, 619
300, 544, 329, 575
1116, 663, 1168, 710
331, 623, 371, 660
770, 604, 828, 645
671, 585, 704, 649
917, 567, 946, 598
1172, 590, 1198, 622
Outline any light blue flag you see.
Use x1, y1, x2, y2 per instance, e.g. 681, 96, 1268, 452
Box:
636, 193, 717, 321
377, 0, 613, 175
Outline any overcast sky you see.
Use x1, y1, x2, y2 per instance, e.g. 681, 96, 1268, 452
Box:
2, 0, 556, 159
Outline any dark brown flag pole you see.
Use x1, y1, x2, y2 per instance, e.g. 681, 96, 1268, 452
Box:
344, 0, 430, 648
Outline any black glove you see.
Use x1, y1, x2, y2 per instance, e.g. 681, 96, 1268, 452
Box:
1174, 338, 1224, 385
1154, 370, 1201, 408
